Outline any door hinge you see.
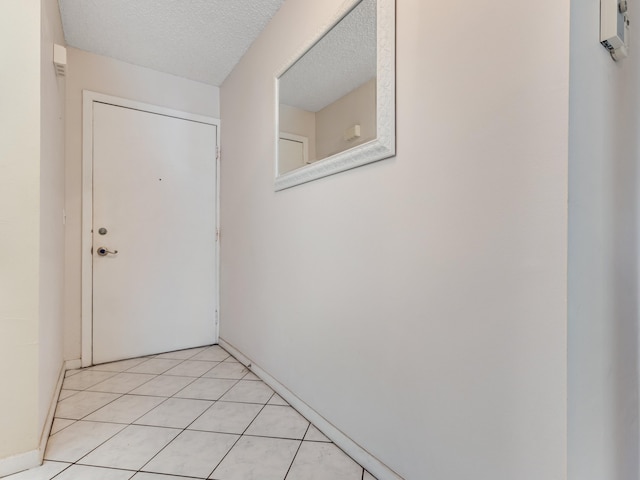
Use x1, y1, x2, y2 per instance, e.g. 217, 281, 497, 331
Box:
216, 228, 220, 242
215, 310, 219, 325
216, 146, 220, 161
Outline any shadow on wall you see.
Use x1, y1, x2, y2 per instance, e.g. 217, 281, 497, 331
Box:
610, 71, 640, 479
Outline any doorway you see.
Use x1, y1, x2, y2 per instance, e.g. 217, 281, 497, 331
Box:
81, 92, 220, 366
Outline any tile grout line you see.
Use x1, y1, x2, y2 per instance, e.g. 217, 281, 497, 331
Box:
133, 348, 244, 477
111, 353, 205, 397
103, 350, 213, 474
47, 347, 213, 478
129, 347, 262, 477
49, 463, 138, 479
83, 368, 181, 395
49, 419, 77, 437
46, 345, 366, 480
45, 421, 127, 477
283, 422, 312, 480
55, 352, 252, 429
45, 462, 73, 480
56, 391, 126, 422
204, 390, 276, 479
56, 355, 182, 422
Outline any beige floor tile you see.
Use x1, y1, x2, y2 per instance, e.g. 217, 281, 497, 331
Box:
163, 360, 218, 377
135, 397, 213, 428
267, 393, 288, 406
219, 380, 273, 404
55, 391, 121, 420
304, 425, 330, 442
130, 473, 191, 480
42, 347, 370, 480
45, 421, 125, 462
286, 442, 363, 480
90, 357, 149, 373
203, 362, 248, 380
174, 377, 237, 401
78, 425, 180, 471
211, 435, 299, 480
126, 359, 182, 375
55, 464, 135, 479
191, 346, 230, 362
128, 375, 195, 397
88, 372, 156, 394
84, 395, 165, 424
188, 401, 262, 434
244, 405, 309, 440
142, 430, 238, 478
2, 461, 70, 479
62, 370, 117, 390
155, 347, 208, 360
51, 418, 75, 435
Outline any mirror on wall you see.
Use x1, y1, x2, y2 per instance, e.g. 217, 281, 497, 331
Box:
274, 0, 395, 191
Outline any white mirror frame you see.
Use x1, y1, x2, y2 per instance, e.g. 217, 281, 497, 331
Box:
274, 0, 395, 191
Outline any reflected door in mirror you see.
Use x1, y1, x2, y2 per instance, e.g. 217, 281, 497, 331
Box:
279, 133, 309, 175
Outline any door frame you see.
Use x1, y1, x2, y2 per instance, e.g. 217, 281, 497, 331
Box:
81, 90, 221, 367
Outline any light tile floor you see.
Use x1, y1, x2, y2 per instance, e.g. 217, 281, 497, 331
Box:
5, 345, 377, 480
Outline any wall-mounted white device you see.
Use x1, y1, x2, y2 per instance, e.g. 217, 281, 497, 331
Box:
601, 0, 630, 60
344, 124, 361, 142
53, 44, 67, 76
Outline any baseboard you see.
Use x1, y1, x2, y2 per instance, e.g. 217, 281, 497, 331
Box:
218, 338, 403, 480
64, 359, 82, 371
0, 449, 40, 478
0, 359, 70, 478
38, 362, 67, 459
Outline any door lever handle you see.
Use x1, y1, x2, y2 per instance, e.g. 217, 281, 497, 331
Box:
97, 246, 118, 256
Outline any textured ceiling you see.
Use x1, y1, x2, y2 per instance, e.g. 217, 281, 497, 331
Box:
279, 0, 376, 112
58, 0, 285, 86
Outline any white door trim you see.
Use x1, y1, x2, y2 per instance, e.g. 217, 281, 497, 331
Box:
81, 90, 221, 367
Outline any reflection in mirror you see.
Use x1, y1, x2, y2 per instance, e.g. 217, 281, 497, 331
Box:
276, 0, 395, 189
279, 0, 376, 174
278, 132, 309, 172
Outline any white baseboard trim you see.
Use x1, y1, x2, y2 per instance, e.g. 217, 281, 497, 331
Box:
64, 359, 82, 371
38, 362, 66, 459
0, 449, 40, 478
218, 338, 403, 480
0, 359, 70, 478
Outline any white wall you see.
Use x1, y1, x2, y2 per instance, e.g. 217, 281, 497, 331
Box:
0, 0, 41, 462
568, 1, 640, 479
0, 0, 66, 471
64, 48, 220, 360
39, 0, 66, 433
220, 0, 569, 478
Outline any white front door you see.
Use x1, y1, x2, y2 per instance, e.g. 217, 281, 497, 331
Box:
91, 101, 217, 364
